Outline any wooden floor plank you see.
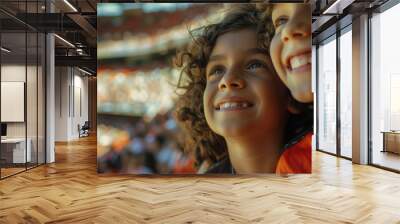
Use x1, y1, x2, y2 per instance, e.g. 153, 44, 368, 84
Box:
0, 135, 399, 223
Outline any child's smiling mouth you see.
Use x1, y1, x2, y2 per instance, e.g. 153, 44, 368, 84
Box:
284, 50, 311, 73
215, 97, 254, 111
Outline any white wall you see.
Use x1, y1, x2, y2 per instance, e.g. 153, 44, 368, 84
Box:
54, 67, 89, 141
1, 63, 46, 163
1, 65, 26, 81
55, 67, 69, 141
1, 65, 32, 138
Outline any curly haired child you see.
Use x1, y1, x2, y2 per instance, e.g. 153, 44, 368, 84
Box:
174, 4, 311, 174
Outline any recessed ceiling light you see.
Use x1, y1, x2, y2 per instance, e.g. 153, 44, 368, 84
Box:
78, 67, 93, 76
63, 0, 78, 12
1, 47, 11, 53
323, 0, 355, 15
54, 34, 75, 48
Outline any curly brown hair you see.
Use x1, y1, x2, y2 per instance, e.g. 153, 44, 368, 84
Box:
256, 3, 275, 40
173, 4, 275, 168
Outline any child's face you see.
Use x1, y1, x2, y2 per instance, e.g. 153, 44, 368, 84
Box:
203, 28, 288, 139
270, 4, 312, 103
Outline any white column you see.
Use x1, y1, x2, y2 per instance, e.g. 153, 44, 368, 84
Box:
46, 1, 55, 163
352, 14, 369, 164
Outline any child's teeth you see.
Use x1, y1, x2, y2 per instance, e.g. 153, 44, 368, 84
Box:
219, 102, 251, 110
223, 103, 231, 109
290, 54, 311, 69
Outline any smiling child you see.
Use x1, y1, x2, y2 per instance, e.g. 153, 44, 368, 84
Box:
263, 3, 312, 103
175, 4, 303, 174
258, 3, 313, 174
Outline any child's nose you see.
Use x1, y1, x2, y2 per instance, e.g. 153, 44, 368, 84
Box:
281, 20, 310, 42
218, 70, 245, 90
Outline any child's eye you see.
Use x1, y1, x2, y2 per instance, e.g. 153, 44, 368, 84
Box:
208, 66, 225, 78
274, 16, 288, 28
246, 60, 265, 71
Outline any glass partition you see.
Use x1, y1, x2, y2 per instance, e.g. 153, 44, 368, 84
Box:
317, 35, 337, 154
0, 1, 46, 179
1, 30, 28, 177
27, 30, 38, 169
38, 32, 45, 165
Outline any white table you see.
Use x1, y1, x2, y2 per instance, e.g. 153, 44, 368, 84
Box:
1, 138, 31, 163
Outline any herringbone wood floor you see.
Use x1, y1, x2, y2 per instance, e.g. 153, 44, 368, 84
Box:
0, 135, 400, 223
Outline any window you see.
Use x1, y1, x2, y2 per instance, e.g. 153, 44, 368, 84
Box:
339, 28, 352, 158
370, 2, 400, 171
317, 36, 337, 154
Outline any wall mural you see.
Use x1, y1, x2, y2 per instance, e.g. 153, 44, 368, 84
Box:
97, 3, 313, 175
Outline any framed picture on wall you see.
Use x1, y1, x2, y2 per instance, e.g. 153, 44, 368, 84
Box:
1, 81, 25, 122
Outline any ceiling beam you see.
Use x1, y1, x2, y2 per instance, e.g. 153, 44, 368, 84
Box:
322, 0, 356, 14
67, 13, 97, 39
55, 55, 96, 71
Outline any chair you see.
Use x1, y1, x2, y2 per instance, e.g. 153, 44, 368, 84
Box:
79, 121, 90, 138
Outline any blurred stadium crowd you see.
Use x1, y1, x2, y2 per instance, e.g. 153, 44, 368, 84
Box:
97, 3, 225, 174
97, 111, 196, 174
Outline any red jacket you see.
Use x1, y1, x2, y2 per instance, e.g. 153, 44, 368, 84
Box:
276, 132, 312, 174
